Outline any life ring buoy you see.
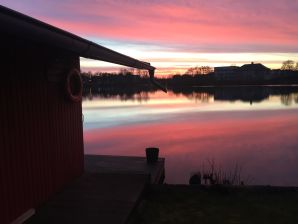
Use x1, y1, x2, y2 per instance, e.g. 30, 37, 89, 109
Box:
65, 69, 82, 103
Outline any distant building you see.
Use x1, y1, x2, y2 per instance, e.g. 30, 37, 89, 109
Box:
271, 69, 282, 75
239, 62, 271, 81
214, 63, 271, 82
214, 66, 239, 75
214, 66, 239, 81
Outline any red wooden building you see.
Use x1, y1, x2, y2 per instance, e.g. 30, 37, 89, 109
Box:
0, 6, 158, 224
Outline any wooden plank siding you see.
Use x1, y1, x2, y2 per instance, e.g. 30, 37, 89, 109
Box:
0, 40, 84, 224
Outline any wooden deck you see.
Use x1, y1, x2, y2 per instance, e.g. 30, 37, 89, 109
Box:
85, 155, 165, 184
26, 155, 165, 224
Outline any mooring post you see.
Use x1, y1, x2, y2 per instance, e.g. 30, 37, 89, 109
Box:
145, 147, 159, 164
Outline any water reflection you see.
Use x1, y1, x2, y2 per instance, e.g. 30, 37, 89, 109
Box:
82, 86, 298, 186
83, 85, 298, 106
83, 86, 153, 103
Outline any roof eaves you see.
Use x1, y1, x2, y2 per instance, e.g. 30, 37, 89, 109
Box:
0, 5, 155, 71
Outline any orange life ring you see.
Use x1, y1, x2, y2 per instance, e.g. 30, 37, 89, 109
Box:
65, 69, 82, 103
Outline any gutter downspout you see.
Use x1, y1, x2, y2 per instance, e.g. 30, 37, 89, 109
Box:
149, 69, 167, 93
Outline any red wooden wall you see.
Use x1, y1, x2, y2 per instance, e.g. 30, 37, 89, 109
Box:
0, 40, 84, 224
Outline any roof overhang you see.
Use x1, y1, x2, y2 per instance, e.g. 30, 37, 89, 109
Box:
0, 5, 167, 91
0, 6, 155, 71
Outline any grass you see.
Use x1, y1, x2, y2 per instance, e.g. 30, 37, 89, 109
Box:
130, 185, 298, 224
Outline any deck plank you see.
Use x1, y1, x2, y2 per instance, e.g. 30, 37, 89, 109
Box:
27, 172, 148, 224
26, 155, 165, 224
85, 155, 165, 184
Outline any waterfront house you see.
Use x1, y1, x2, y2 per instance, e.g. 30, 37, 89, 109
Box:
214, 63, 271, 83
239, 62, 271, 81
0, 6, 157, 224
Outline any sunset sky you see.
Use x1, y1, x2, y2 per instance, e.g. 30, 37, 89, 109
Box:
2, 0, 298, 76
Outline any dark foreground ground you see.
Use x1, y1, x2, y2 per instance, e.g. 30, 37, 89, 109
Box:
130, 185, 298, 224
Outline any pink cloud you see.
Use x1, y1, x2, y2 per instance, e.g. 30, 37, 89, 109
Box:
2, 0, 298, 53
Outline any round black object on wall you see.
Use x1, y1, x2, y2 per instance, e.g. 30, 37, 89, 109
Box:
65, 69, 82, 103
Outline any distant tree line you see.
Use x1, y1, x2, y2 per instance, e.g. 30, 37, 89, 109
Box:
81, 70, 149, 87
185, 66, 213, 75
281, 60, 298, 71
81, 70, 154, 98
81, 61, 298, 93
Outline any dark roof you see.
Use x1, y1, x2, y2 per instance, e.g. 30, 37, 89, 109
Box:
0, 5, 154, 71
240, 63, 270, 71
214, 66, 239, 70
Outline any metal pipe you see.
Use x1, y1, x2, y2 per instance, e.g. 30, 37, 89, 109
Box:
149, 70, 167, 93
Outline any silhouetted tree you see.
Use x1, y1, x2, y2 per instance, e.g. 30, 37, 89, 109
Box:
281, 94, 292, 106
185, 66, 213, 75
119, 68, 133, 75
136, 69, 149, 78
281, 60, 295, 70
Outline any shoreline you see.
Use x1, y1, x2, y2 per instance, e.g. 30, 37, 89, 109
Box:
130, 184, 298, 223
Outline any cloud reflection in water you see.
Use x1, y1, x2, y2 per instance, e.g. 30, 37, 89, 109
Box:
84, 108, 298, 186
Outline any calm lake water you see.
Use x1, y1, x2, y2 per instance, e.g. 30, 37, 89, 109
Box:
82, 86, 298, 186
